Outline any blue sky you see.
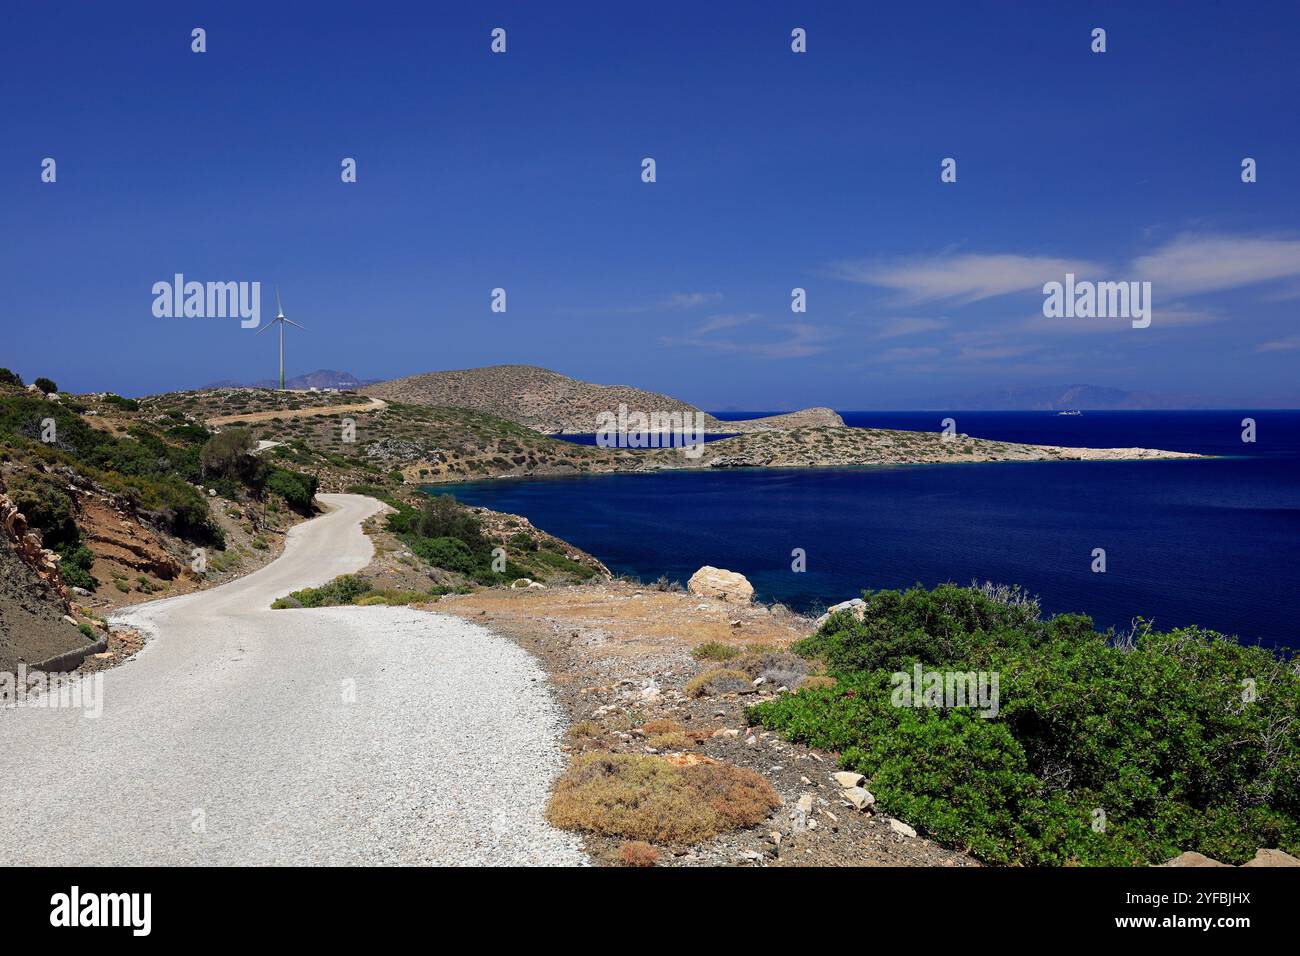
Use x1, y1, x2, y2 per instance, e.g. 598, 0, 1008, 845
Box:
2, 1, 1298, 408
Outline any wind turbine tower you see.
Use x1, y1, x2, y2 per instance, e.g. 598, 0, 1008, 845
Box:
256, 288, 306, 390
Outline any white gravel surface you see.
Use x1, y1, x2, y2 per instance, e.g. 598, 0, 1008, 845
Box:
0, 494, 587, 866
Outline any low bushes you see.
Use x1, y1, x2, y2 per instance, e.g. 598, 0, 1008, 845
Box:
748, 583, 1300, 866
265, 467, 317, 514
272, 574, 441, 609
691, 641, 741, 662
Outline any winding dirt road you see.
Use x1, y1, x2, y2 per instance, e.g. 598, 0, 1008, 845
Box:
0, 494, 584, 866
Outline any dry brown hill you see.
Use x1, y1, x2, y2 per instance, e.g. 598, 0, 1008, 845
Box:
361, 365, 843, 434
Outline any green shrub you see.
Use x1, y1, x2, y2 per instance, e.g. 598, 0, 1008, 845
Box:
265, 467, 317, 513
692, 641, 742, 662
33, 377, 57, 395
409, 536, 477, 574
102, 394, 140, 412
748, 584, 1300, 866
0, 395, 223, 544
276, 574, 372, 609
508, 532, 538, 552
56, 543, 97, 591
165, 422, 209, 444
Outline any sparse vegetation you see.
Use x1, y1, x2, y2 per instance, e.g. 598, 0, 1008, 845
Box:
685, 667, 751, 698
691, 641, 742, 662
271, 574, 441, 609
545, 752, 780, 844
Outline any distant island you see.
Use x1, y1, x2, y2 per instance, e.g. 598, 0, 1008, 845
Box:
361, 365, 843, 434
927, 384, 1220, 411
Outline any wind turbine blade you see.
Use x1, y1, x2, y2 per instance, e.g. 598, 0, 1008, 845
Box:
255, 321, 276, 335
276, 286, 283, 315
282, 317, 306, 330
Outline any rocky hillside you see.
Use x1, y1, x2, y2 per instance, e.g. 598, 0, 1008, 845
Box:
362, 365, 844, 434
0, 485, 94, 674
670, 426, 1202, 470
141, 388, 1199, 496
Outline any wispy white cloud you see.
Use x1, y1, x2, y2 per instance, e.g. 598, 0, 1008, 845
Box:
666, 318, 833, 359
1020, 303, 1225, 334
1132, 234, 1300, 296
874, 317, 949, 339
558, 291, 723, 317
876, 346, 941, 362
830, 233, 1300, 318
831, 253, 1101, 305
955, 343, 1043, 362
692, 312, 756, 335
663, 291, 724, 309
1257, 334, 1300, 352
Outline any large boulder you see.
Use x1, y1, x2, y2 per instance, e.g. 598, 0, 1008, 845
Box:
687, 566, 753, 603
1241, 848, 1300, 867
814, 598, 867, 629
1162, 851, 1230, 867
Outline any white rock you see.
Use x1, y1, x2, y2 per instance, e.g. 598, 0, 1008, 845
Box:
813, 597, 867, 629
844, 787, 875, 811
889, 819, 917, 838
687, 566, 755, 603
833, 771, 865, 788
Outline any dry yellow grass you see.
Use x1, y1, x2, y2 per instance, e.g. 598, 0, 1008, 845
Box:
684, 667, 751, 698
642, 718, 683, 735
648, 731, 688, 750
546, 752, 781, 844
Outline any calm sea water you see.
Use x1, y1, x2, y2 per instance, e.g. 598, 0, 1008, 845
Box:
438, 411, 1300, 648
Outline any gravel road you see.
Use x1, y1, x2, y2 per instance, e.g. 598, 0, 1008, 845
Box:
0, 494, 586, 866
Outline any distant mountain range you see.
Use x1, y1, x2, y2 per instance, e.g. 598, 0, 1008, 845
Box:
204, 370, 381, 391
928, 385, 1218, 411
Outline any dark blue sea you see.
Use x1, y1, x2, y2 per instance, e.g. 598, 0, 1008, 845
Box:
436, 411, 1300, 649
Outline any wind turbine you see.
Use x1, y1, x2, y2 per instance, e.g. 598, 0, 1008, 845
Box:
256, 288, 306, 390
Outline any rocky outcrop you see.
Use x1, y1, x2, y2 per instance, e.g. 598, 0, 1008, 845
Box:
1163, 848, 1300, 867
78, 496, 183, 581
0, 490, 69, 605
814, 598, 867, 629
1241, 849, 1300, 867
0, 487, 91, 674
687, 566, 754, 603
1162, 851, 1231, 867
